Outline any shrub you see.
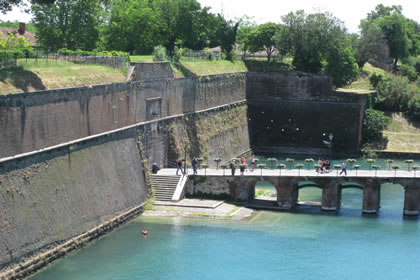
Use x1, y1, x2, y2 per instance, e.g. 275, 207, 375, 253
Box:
375, 74, 417, 112
152, 45, 168, 61
400, 64, 418, 82
407, 95, 420, 121
369, 72, 383, 89
362, 108, 390, 143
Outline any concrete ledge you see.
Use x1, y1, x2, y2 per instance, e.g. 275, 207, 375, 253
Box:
362, 209, 377, 214
403, 210, 420, 216
321, 206, 338, 211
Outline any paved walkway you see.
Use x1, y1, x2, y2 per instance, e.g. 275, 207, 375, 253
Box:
157, 168, 419, 179
144, 199, 253, 220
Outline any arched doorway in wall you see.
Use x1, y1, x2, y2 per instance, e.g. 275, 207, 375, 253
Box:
254, 181, 277, 203
296, 181, 322, 208
380, 183, 405, 218
339, 182, 364, 215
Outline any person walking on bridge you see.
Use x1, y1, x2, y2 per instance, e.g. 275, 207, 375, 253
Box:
339, 161, 347, 176
192, 158, 198, 175
176, 159, 183, 175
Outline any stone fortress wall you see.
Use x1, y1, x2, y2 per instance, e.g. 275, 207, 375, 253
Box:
0, 67, 367, 272
247, 72, 367, 155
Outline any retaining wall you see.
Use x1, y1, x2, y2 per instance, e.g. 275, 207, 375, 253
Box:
0, 131, 148, 270
246, 72, 367, 154
0, 73, 246, 159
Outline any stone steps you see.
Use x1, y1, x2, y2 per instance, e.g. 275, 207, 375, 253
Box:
150, 174, 182, 201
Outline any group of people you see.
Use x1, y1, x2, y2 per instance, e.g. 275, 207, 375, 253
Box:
316, 159, 331, 173
175, 155, 347, 176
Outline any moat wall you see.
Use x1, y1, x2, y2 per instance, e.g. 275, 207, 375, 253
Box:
246, 72, 367, 154
0, 131, 148, 270
0, 71, 250, 271
0, 73, 246, 159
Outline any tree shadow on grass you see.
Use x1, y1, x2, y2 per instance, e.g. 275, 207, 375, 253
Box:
0, 66, 46, 93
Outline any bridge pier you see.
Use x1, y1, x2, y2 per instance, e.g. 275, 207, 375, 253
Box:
276, 178, 299, 210
322, 181, 339, 211
403, 181, 420, 216
362, 180, 381, 214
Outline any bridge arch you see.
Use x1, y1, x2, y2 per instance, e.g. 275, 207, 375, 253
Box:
338, 182, 364, 212
295, 181, 323, 208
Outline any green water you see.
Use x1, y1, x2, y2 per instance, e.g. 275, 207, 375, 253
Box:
30, 184, 419, 280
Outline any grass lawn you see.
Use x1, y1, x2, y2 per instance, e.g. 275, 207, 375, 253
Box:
179, 60, 248, 76
337, 62, 384, 93
0, 59, 127, 94
130, 55, 154, 63
380, 113, 420, 153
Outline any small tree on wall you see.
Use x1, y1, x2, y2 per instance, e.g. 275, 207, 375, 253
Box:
267, 158, 277, 169
405, 160, 414, 172
220, 164, 228, 176
385, 159, 393, 171
201, 163, 209, 176
413, 166, 419, 178
392, 165, 400, 178
372, 165, 380, 177
213, 158, 222, 170
257, 164, 266, 176
286, 158, 295, 169
197, 158, 204, 169
277, 164, 286, 176
347, 159, 356, 169
295, 164, 304, 176
367, 159, 376, 171
314, 164, 321, 175
334, 164, 341, 176
305, 158, 314, 170
353, 165, 361, 176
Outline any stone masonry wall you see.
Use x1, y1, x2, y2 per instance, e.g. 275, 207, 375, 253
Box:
0, 131, 148, 270
246, 72, 367, 154
0, 73, 246, 158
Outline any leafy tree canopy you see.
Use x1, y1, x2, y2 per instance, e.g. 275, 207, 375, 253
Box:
248, 22, 281, 61
1, 0, 55, 14
276, 10, 358, 87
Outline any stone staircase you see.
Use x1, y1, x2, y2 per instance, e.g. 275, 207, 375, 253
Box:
150, 174, 182, 201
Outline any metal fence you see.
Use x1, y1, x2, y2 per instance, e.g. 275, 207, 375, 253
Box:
181, 50, 222, 61
0, 50, 127, 69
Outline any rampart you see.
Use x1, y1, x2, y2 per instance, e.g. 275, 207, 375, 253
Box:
0, 131, 148, 270
246, 72, 367, 154
0, 73, 246, 159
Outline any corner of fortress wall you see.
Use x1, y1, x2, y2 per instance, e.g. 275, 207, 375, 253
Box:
0, 66, 250, 271
0, 131, 148, 270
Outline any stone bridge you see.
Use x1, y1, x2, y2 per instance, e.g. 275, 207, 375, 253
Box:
185, 175, 420, 216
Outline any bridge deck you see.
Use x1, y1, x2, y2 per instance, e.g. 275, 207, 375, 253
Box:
157, 168, 419, 179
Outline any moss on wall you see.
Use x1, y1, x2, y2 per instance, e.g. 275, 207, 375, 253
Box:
167, 104, 249, 165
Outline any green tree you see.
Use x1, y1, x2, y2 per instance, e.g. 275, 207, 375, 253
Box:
32, 0, 105, 51
1, 0, 55, 14
101, 0, 161, 54
248, 22, 280, 62
378, 14, 410, 66
153, 0, 206, 52
354, 20, 390, 68
216, 16, 239, 60
362, 108, 390, 143
236, 16, 256, 60
276, 10, 358, 87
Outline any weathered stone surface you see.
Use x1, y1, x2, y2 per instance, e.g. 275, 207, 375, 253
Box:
246, 72, 367, 154
0, 73, 246, 158
0, 131, 148, 270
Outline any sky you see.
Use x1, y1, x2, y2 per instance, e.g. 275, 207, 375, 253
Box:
1, 0, 419, 33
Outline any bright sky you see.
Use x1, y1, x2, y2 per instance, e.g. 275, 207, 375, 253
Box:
1, 0, 419, 33
198, 0, 420, 33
